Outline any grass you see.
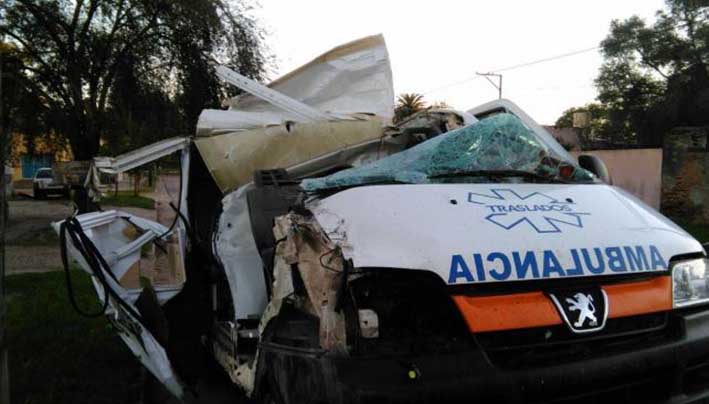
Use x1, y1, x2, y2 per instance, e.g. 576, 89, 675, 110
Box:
101, 191, 155, 210
5, 270, 143, 404
7, 228, 59, 247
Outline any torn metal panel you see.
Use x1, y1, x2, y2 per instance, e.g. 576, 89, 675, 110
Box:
52, 210, 187, 398
227, 34, 394, 120
284, 134, 406, 179
87, 140, 190, 225
52, 210, 186, 304
397, 108, 478, 134
109, 305, 185, 398
196, 109, 299, 137
234, 211, 348, 395
215, 65, 334, 122
92, 137, 190, 175
215, 185, 268, 320
196, 34, 393, 137
222, 218, 300, 395
271, 213, 347, 352
194, 119, 386, 193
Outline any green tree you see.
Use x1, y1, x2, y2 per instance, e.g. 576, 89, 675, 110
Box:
394, 93, 427, 123
596, 0, 708, 146
0, 0, 268, 159
554, 103, 615, 144
0, 43, 52, 152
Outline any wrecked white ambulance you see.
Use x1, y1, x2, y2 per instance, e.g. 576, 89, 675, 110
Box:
56, 35, 709, 403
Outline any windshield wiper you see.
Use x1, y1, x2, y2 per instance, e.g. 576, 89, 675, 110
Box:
303, 179, 410, 195
429, 169, 570, 184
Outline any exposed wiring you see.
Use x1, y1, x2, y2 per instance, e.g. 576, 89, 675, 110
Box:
59, 153, 188, 323
156, 155, 184, 240
60, 218, 110, 317
60, 216, 146, 326
318, 247, 343, 273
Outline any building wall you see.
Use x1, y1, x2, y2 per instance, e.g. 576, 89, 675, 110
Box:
571, 148, 663, 210
662, 130, 709, 223
9, 133, 73, 180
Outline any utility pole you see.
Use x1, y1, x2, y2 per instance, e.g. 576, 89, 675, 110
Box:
476, 72, 503, 99
0, 42, 10, 404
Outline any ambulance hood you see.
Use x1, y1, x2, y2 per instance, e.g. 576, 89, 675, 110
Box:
310, 183, 705, 285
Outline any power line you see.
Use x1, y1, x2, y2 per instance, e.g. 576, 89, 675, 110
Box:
423, 45, 600, 95
492, 46, 599, 73
476, 72, 503, 99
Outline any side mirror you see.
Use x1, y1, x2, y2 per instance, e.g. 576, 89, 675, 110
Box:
578, 154, 611, 184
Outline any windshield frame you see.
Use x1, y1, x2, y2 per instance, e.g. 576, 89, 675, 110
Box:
35, 169, 53, 179
301, 113, 597, 193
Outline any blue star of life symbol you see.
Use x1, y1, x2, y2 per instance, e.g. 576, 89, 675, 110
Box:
466, 189, 590, 233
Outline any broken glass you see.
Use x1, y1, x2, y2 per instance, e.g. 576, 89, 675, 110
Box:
301, 113, 595, 191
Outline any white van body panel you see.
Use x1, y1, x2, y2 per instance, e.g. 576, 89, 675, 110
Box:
311, 184, 704, 284
216, 185, 269, 319
52, 210, 186, 398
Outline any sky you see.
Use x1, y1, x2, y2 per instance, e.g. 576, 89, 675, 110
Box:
252, 0, 666, 125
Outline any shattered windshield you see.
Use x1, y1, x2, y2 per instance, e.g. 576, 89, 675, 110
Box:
301, 113, 595, 192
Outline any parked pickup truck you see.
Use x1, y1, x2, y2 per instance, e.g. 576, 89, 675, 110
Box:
33, 161, 89, 199
55, 35, 709, 403
32, 167, 69, 199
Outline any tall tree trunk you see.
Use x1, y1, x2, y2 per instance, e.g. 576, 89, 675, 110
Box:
68, 118, 101, 161
0, 51, 10, 404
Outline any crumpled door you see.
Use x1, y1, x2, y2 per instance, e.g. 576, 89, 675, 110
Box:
54, 138, 191, 398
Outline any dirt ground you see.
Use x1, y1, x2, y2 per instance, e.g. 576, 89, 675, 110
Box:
5, 174, 181, 274
5, 193, 157, 275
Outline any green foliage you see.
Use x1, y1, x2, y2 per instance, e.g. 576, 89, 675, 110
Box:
0, 0, 269, 159
394, 93, 427, 123
680, 221, 709, 243
554, 103, 612, 144
594, 0, 709, 146
0, 43, 59, 153
6, 271, 142, 404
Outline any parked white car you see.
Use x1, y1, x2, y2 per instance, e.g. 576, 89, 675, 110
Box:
33, 167, 69, 199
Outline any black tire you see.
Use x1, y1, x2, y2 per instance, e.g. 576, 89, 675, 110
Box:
142, 370, 182, 404
260, 385, 285, 404
34, 187, 45, 200
258, 373, 286, 404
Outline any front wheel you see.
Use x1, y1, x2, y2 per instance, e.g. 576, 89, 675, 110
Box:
33, 187, 45, 200
260, 382, 285, 404
142, 371, 181, 404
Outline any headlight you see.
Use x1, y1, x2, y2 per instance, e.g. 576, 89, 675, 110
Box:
673, 258, 709, 308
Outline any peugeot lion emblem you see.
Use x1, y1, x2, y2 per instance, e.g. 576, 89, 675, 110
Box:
549, 288, 608, 333
567, 293, 597, 327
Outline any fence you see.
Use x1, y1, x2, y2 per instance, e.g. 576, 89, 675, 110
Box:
571, 148, 663, 210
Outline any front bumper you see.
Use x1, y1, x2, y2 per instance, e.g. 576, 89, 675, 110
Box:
35, 184, 66, 192
260, 309, 709, 403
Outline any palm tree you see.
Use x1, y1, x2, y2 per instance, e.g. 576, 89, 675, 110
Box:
394, 93, 427, 123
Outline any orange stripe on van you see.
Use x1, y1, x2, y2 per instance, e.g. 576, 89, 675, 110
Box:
452, 275, 673, 333
604, 275, 672, 318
